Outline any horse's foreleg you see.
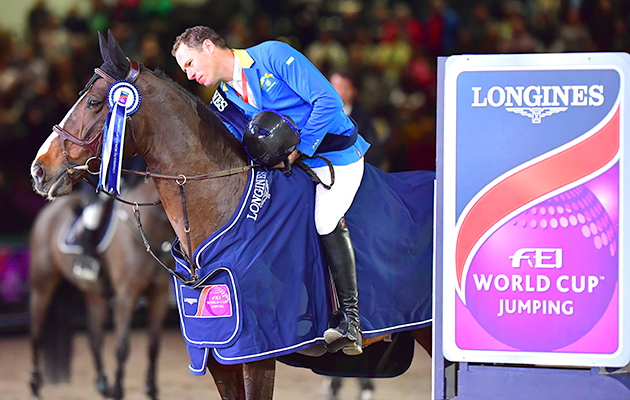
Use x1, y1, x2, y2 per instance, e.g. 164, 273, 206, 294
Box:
206, 357, 247, 400
29, 275, 60, 398
143, 280, 169, 400
111, 289, 136, 400
413, 326, 433, 356
243, 358, 276, 400
84, 290, 111, 397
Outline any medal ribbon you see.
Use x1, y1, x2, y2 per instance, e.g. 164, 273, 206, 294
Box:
98, 91, 129, 195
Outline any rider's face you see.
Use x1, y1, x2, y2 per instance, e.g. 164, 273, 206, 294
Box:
175, 40, 221, 88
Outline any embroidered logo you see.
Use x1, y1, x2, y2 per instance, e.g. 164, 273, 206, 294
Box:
212, 89, 228, 112
260, 73, 277, 92
247, 170, 271, 221
182, 284, 232, 318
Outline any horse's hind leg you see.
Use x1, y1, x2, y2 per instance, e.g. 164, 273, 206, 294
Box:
29, 274, 60, 398
143, 279, 169, 400
413, 326, 433, 356
84, 290, 111, 397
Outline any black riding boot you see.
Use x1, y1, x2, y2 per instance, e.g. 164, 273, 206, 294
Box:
73, 227, 101, 282
321, 218, 362, 356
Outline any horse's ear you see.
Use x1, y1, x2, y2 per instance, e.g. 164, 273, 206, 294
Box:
98, 31, 108, 62
107, 29, 130, 72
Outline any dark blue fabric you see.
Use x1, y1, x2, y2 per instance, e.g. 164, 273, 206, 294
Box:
316, 123, 358, 154
171, 164, 434, 371
209, 86, 250, 135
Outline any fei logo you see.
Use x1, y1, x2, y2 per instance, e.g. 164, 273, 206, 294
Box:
471, 85, 604, 123
509, 248, 563, 269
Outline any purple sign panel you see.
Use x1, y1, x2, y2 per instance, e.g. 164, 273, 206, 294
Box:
440, 53, 630, 366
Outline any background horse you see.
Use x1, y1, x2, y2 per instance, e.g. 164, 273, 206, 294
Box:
29, 178, 174, 400
30, 31, 432, 400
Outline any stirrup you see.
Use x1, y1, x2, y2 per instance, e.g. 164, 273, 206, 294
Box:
323, 311, 362, 355
73, 255, 101, 283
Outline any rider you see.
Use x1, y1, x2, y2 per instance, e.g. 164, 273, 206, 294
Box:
73, 183, 112, 282
73, 156, 147, 282
172, 26, 370, 355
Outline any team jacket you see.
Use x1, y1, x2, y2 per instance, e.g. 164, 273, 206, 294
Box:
211, 41, 370, 167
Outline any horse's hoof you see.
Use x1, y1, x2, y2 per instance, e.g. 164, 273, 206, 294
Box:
144, 382, 158, 400
29, 370, 41, 398
95, 374, 110, 397
110, 386, 124, 400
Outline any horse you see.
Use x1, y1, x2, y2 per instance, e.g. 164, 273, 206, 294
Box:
28, 177, 175, 400
30, 30, 433, 399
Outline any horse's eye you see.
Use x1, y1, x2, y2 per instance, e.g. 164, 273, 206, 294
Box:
86, 98, 102, 110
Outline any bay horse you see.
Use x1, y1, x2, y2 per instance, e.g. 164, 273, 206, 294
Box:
28, 177, 174, 399
30, 31, 432, 399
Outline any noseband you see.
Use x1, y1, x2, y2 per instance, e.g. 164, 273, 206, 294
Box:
54, 59, 141, 178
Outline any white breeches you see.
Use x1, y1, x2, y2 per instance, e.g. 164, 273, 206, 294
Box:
82, 194, 107, 230
312, 158, 365, 235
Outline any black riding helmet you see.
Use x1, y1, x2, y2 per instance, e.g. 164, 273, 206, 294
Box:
243, 111, 300, 169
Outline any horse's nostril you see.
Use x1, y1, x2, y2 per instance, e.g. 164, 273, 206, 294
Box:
32, 163, 45, 183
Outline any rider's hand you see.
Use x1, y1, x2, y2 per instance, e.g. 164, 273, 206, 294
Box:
272, 149, 300, 169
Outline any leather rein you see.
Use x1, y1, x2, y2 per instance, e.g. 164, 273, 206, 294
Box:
58, 59, 253, 285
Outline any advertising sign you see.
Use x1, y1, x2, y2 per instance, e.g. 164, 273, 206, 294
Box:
440, 53, 630, 366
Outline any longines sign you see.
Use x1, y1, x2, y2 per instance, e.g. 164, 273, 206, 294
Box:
438, 53, 630, 367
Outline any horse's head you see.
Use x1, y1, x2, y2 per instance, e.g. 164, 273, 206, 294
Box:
31, 30, 137, 199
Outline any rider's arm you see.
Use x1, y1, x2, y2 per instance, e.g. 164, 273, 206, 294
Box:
265, 41, 344, 157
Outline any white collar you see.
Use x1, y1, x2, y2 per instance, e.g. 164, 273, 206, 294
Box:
228, 51, 242, 87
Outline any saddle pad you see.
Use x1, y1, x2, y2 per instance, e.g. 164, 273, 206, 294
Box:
278, 331, 416, 378
172, 164, 434, 371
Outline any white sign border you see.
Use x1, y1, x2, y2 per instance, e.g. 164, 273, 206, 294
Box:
441, 52, 630, 367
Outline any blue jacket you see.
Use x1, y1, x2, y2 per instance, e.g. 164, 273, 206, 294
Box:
217, 41, 370, 167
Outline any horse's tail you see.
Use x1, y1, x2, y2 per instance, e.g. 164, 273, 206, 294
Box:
41, 279, 80, 384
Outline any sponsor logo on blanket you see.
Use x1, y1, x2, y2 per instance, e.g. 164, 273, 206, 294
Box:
181, 284, 232, 318
247, 170, 271, 221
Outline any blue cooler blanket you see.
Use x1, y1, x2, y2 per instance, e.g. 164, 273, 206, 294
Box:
171, 164, 434, 373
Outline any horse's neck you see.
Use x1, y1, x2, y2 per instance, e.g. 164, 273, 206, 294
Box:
139, 88, 248, 257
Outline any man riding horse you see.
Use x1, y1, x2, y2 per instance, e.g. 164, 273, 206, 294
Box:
172, 26, 371, 356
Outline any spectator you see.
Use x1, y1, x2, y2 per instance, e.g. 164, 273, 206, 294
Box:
331, 70, 387, 170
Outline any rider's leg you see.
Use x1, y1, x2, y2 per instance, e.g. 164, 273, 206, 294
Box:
74, 195, 106, 280
312, 158, 364, 356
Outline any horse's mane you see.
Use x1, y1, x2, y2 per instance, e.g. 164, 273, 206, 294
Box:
151, 69, 245, 151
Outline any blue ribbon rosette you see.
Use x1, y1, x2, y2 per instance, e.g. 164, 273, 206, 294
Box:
98, 80, 141, 195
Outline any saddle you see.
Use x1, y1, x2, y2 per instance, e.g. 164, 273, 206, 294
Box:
58, 200, 118, 256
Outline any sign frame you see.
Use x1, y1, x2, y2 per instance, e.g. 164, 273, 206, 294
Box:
438, 52, 630, 367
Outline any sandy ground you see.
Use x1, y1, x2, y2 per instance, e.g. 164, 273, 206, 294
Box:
0, 328, 431, 400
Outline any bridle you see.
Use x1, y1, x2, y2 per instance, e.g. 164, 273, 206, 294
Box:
53, 60, 142, 180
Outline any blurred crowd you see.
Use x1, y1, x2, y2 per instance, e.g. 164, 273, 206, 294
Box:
1, 0, 629, 236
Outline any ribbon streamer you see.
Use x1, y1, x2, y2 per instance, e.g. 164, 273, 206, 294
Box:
98, 91, 129, 195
